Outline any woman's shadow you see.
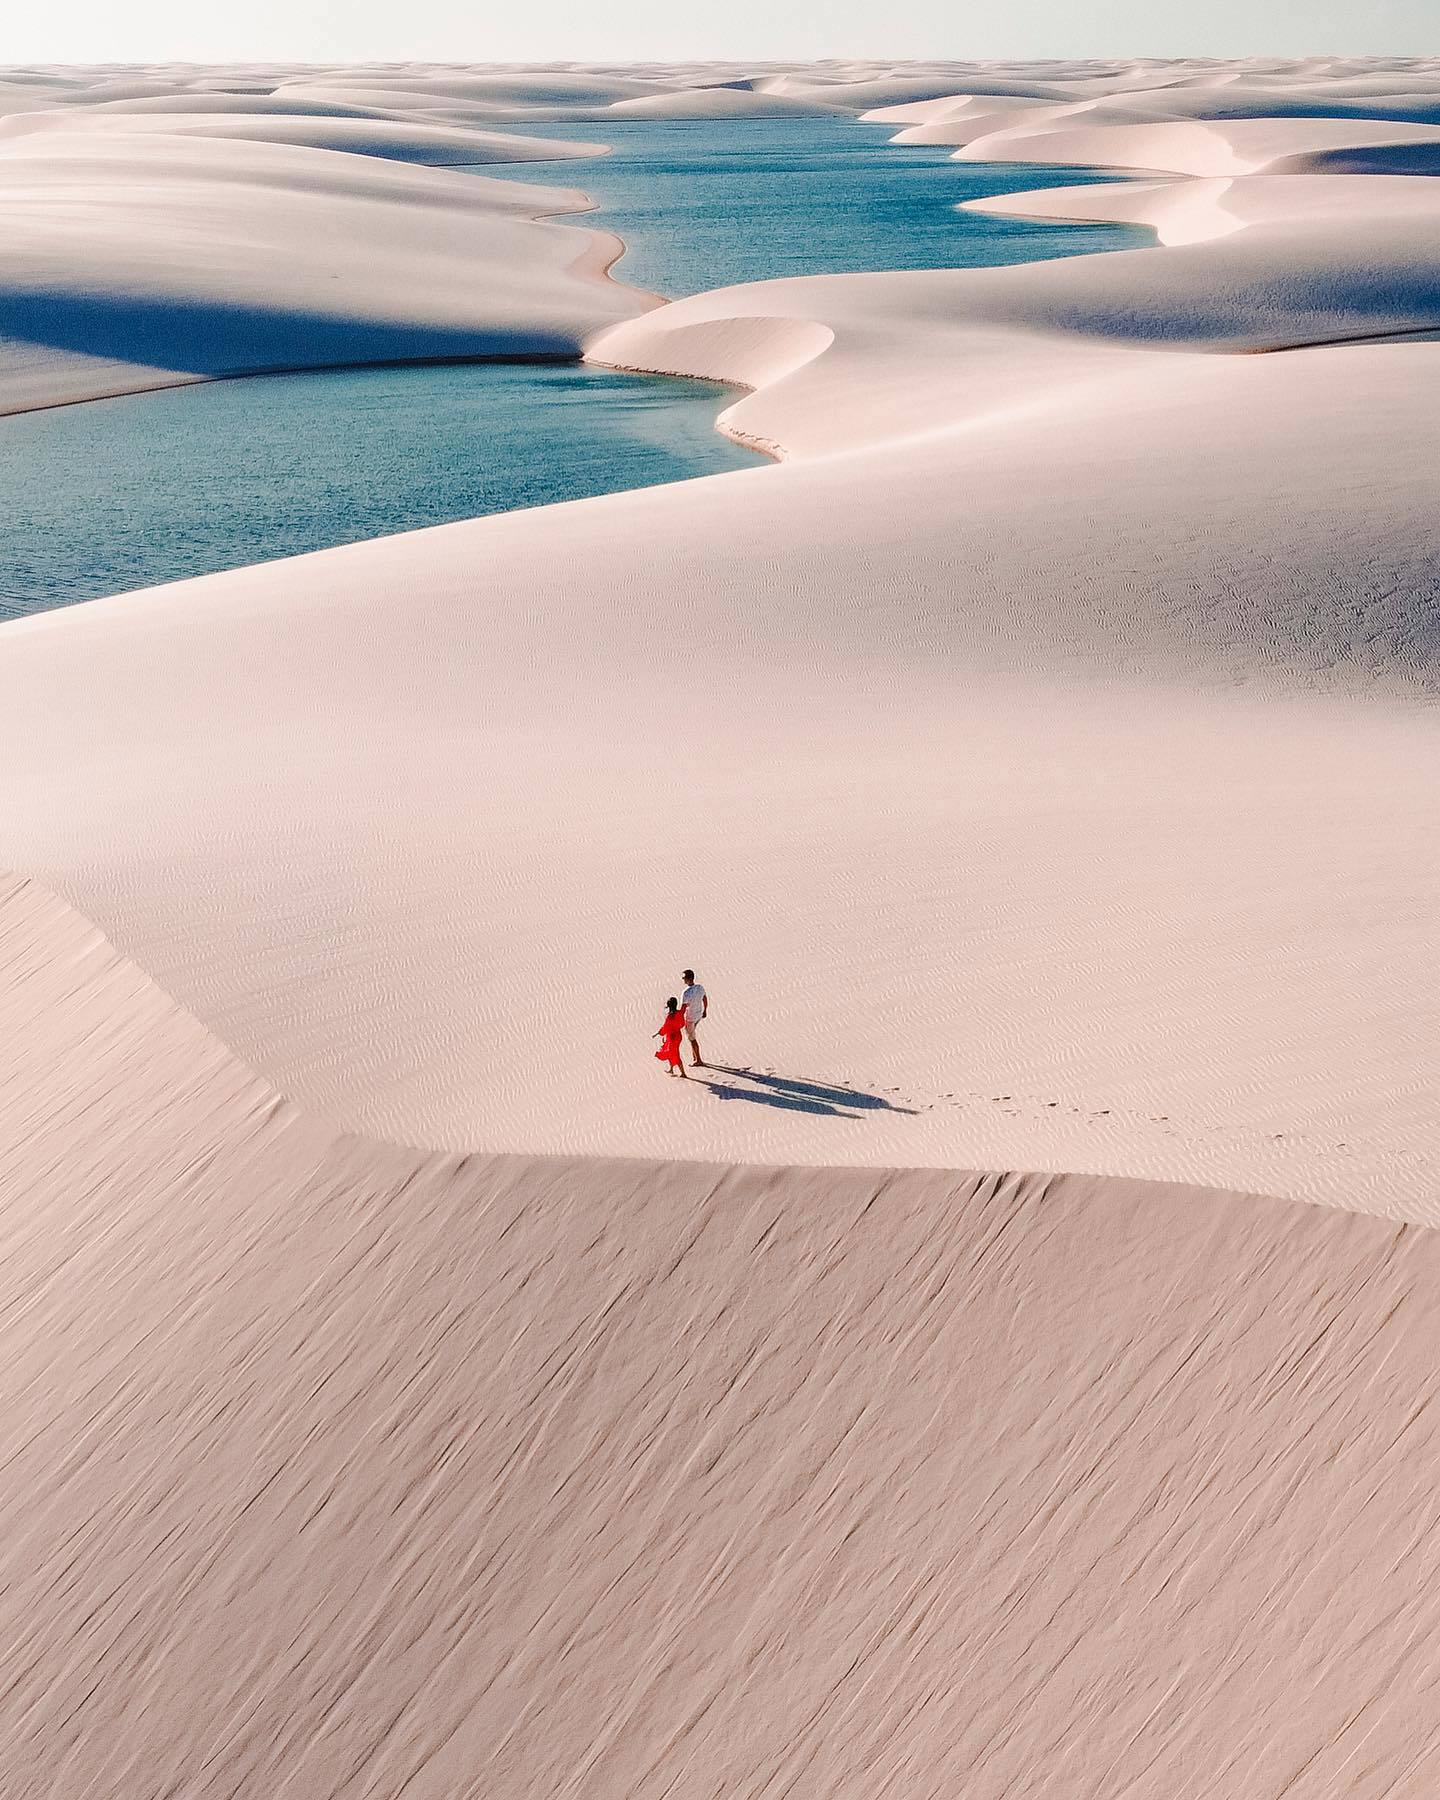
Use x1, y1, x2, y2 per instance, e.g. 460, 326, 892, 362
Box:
697, 1066, 919, 1120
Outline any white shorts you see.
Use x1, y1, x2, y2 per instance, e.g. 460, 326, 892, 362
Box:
684, 1018, 702, 1043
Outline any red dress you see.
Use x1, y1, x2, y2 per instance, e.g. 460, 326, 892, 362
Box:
655, 1011, 685, 1068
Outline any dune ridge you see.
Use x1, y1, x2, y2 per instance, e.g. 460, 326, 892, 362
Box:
7, 866, 1440, 1795
0, 95, 649, 415
0, 104, 614, 167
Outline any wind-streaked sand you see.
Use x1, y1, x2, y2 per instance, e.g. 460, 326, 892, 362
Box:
5, 56, 1440, 1792
8, 867, 1440, 1797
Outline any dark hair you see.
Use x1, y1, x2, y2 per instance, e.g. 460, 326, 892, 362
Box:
666, 996, 679, 1013
682, 969, 695, 982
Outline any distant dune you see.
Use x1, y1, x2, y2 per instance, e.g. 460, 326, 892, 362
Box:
2, 103, 610, 164
947, 113, 1440, 175
0, 125, 650, 413
607, 87, 846, 117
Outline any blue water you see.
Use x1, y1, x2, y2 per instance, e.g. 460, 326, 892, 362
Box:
0, 363, 758, 618
4, 119, 1151, 617
494, 116, 1150, 297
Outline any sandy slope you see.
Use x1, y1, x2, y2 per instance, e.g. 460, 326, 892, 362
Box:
0, 96, 644, 414
272, 69, 684, 105
2, 104, 610, 165
607, 88, 846, 117
0, 139, 651, 415
867, 85, 1440, 128
7, 868, 1440, 1797
950, 114, 1440, 176
963, 166, 1440, 246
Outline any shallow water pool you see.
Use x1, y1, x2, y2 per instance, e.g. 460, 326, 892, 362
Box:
0, 361, 760, 618
3, 119, 1151, 618
491, 116, 1150, 296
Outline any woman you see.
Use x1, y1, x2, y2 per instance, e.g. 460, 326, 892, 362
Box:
654, 997, 688, 1077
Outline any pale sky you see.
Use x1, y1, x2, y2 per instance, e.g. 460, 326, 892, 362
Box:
5, 0, 1435, 66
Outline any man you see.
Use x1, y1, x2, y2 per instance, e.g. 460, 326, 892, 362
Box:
680, 969, 708, 1068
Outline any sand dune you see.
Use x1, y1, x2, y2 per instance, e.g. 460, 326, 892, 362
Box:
37, 77, 199, 104
860, 68, 1440, 165
1103, 83, 1440, 123
884, 100, 1176, 148
0, 127, 647, 414
758, 71, 1077, 107
606, 87, 846, 117
7, 867, 1440, 1796
867, 82, 1440, 136
2, 105, 610, 165
81, 89, 476, 117
964, 166, 1440, 247
952, 113, 1440, 176
247, 82, 528, 116
862, 92, 1071, 129
272, 69, 681, 105
0, 60, 735, 413
274, 69, 881, 123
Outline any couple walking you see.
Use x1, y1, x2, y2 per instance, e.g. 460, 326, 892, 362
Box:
655, 970, 707, 1077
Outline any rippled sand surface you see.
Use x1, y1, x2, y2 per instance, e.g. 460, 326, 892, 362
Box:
7, 869, 1440, 1797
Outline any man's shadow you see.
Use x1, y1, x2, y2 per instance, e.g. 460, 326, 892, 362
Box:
697, 1066, 920, 1120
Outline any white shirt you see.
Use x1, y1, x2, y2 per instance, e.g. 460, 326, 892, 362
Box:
681, 983, 706, 1026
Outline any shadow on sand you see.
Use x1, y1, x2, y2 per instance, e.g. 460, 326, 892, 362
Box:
0, 289, 576, 378
697, 1066, 920, 1120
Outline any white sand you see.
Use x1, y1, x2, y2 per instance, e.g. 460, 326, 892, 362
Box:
950, 114, 1440, 176
4, 103, 612, 165
0, 111, 647, 414
607, 88, 846, 118
962, 165, 1440, 248
7, 867, 1440, 1796
4, 59, 1440, 1787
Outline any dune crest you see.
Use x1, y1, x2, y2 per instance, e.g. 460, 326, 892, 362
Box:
1, 104, 611, 166
0, 101, 650, 415
6, 867, 1440, 1795
951, 114, 1440, 177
